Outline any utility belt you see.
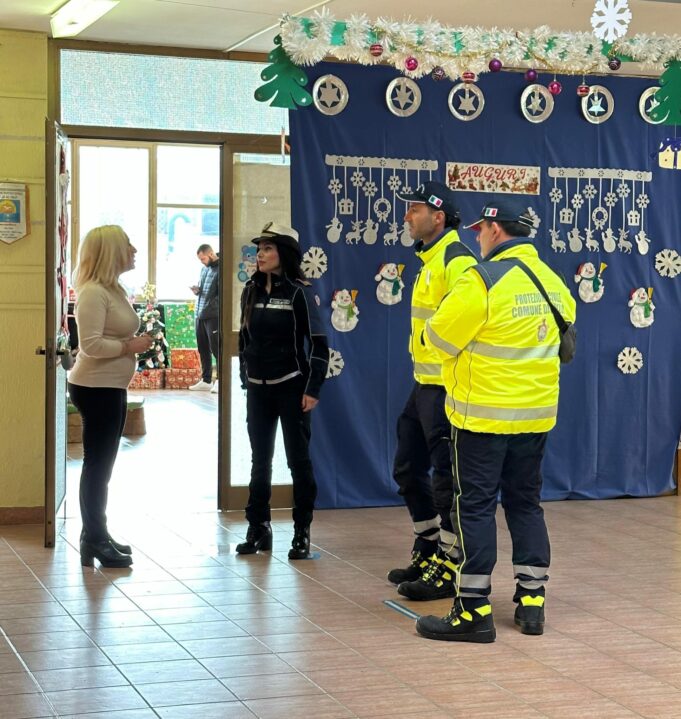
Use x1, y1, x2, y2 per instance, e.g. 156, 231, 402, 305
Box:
247, 370, 301, 386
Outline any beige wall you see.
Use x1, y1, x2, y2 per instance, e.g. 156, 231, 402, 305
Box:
0, 29, 48, 515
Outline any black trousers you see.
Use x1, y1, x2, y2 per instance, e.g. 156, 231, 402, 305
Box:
392, 383, 454, 540
245, 376, 316, 527
68, 383, 127, 543
196, 316, 219, 384
452, 428, 550, 599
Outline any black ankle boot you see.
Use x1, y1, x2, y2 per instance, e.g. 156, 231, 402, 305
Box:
288, 525, 310, 560
81, 530, 131, 556
236, 523, 272, 554
81, 539, 133, 568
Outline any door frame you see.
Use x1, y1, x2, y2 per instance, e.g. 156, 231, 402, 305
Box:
62, 126, 286, 512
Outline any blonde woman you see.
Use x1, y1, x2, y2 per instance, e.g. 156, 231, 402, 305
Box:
68, 225, 153, 568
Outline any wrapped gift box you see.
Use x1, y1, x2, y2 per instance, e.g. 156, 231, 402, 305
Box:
165, 367, 203, 389
164, 303, 197, 349
128, 369, 165, 390
170, 348, 200, 369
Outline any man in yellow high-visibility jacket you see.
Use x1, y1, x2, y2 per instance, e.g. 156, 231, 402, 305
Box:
387, 182, 477, 602
415, 198, 576, 643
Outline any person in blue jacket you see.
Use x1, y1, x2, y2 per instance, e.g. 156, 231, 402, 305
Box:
237, 222, 329, 560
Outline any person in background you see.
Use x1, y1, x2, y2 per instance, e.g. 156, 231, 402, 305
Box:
388, 182, 477, 602
237, 222, 329, 560
189, 244, 220, 394
68, 225, 154, 568
416, 198, 576, 643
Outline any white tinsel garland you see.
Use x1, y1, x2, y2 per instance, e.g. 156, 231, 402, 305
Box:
280, 11, 681, 78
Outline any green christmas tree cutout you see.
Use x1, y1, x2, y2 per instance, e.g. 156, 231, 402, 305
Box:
651, 60, 681, 125
254, 35, 312, 109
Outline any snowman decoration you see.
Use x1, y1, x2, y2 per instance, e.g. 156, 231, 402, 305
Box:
326, 217, 342, 243
331, 289, 359, 332
574, 262, 606, 303
628, 287, 655, 328
374, 263, 405, 305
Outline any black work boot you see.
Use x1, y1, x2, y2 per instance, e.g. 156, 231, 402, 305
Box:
387, 549, 431, 585
416, 600, 496, 643
514, 595, 545, 635
81, 529, 131, 555
397, 549, 458, 601
236, 522, 272, 554
288, 525, 310, 560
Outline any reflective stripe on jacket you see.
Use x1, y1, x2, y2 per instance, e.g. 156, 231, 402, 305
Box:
410, 229, 477, 385
425, 241, 577, 433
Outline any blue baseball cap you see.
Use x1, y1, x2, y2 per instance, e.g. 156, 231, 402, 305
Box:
464, 198, 535, 230
397, 181, 460, 219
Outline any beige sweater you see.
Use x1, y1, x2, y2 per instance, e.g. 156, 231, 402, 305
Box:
68, 282, 140, 389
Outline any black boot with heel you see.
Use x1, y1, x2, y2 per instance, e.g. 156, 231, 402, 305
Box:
81, 530, 132, 556
80, 539, 133, 568
288, 525, 310, 560
236, 523, 273, 554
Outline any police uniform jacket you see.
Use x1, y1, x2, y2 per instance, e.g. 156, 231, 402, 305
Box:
239, 272, 329, 398
410, 228, 477, 385
424, 239, 577, 434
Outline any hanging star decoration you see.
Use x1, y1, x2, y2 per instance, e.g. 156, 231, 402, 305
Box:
393, 82, 414, 110
458, 88, 477, 114
527, 90, 545, 114
589, 92, 606, 115
318, 80, 340, 107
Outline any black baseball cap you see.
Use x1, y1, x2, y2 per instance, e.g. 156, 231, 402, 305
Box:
251, 221, 302, 260
397, 181, 460, 219
464, 198, 535, 230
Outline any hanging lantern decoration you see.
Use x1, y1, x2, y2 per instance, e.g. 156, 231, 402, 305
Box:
369, 43, 383, 57
548, 79, 562, 95
462, 71, 477, 83
608, 56, 622, 71
525, 69, 538, 83
488, 58, 503, 72
431, 66, 446, 81
405, 56, 419, 72
577, 83, 590, 96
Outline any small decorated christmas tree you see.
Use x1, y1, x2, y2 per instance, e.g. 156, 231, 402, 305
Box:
254, 35, 312, 109
651, 60, 681, 125
136, 283, 168, 370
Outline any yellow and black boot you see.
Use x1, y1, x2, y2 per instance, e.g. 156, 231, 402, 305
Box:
397, 549, 457, 600
387, 548, 431, 585
416, 599, 495, 643
514, 594, 545, 635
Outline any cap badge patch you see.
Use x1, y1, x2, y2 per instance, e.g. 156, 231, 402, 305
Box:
429, 195, 443, 208
484, 207, 498, 217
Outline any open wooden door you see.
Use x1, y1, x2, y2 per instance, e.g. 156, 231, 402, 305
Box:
41, 120, 70, 547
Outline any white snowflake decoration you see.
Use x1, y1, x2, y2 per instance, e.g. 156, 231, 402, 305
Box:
301, 246, 328, 279
604, 192, 617, 208
591, 0, 632, 43
570, 194, 584, 210
549, 187, 563, 203
326, 348, 344, 378
387, 175, 401, 191
617, 346, 643, 375
582, 184, 597, 200
636, 193, 650, 209
328, 178, 342, 195
655, 249, 681, 278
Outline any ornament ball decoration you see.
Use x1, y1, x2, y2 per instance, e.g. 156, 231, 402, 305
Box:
548, 80, 562, 95
608, 56, 622, 71
369, 43, 383, 57
488, 58, 503, 72
462, 71, 476, 83
525, 69, 538, 83
405, 56, 418, 71
431, 66, 446, 81
577, 83, 590, 96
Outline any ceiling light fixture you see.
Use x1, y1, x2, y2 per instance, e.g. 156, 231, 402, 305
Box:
223, 0, 333, 53
50, 0, 120, 39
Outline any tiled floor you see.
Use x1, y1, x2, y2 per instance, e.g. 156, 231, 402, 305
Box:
5, 391, 681, 717
2, 495, 681, 718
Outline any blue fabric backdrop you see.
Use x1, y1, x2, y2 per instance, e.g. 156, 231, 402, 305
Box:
290, 61, 681, 508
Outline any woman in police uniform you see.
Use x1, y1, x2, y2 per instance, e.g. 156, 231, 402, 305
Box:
236, 222, 329, 560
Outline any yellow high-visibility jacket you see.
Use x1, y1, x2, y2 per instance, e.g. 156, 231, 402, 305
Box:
410, 229, 477, 385
424, 241, 577, 433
